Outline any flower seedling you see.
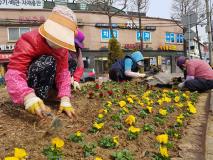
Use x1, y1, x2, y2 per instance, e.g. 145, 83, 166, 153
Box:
68, 131, 83, 143
98, 135, 119, 149
139, 109, 149, 118
112, 123, 124, 130
143, 124, 155, 133
111, 113, 122, 122
127, 126, 141, 140
82, 143, 96, 157
43, 137, 64, 160
89, 122, 104, 133
154, 115, 165, 125
111, 149, 134, 160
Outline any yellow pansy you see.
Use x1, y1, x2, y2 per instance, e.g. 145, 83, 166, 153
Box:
162, 93, 167, 98
160, 145, 169, 157
98, 114, 104, 119
127, 97, 134, 104
103, 109, 108, 114
122, 107, 129, 113
51, 137, 64, 148
113, 136, 119, 146
175, 103, 183, 108
14, 148, 27, 159
174, 90, 179, 93
176, 118, 183, 124
159, 109, 167, 116
156, 134, 168, 144
146, 106, 153, 113
188, 105, 197, 114
107, 101, 112, 107
182, 93, 189, 99
93, 122, 104, 129
164, 97, 171, 103
138, 101, 144, 107
76, 131, 82, 137
157, 99, 163, 105
118, 101, 126, 107
95, 157, 103, 160
125, 115, 136, 125
174, 96, 180, 102
4, 157, 19, 160
128, 126, 141, 133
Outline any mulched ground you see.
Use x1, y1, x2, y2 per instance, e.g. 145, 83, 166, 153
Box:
0, 81, 209, 160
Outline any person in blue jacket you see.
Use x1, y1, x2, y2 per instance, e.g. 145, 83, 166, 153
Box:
109, 51, 146, 82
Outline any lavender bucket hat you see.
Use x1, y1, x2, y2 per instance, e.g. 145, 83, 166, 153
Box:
75, 29, 85, 49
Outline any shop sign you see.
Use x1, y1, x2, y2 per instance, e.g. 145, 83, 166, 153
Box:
95, 23, 156, 31
0, 53, 12, 60
159, 45, 177, 51
0, 44, 15, 51
123, 43, 141, 50
0, 0, 43, 9
101, 29, 118, 41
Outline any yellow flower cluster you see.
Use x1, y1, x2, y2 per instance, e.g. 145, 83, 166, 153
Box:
176, 114, 184, 124
93, 122, 104, 129
76, 131, 82, 137
119, 101, 126, 107
159, 109, 167, 116
95, 157, 103, 160
174, 96, 180, 103
128, 126, 141, 133
127, 97, 134, 104
160, 145, 169, 157
4, 148, 27, 160
187, 102, 197, 114
51, 137, 64, 148
156, 134, 168, 144
125, 115, 136, 125
113, 136, 119, 146
146, 106, 152, 113
98, 114, 104, 119
107, 101, 112, 107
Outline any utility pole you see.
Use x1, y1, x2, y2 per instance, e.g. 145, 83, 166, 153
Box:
205, 0, 213, 66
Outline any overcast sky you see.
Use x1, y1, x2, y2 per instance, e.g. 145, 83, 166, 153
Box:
147, 0, 207, 41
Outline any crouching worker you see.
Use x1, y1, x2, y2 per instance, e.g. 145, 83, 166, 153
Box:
68, 29, 85, 91
5, 6, 77, 119
176, 56, 213, 92
109, 51, 146, 82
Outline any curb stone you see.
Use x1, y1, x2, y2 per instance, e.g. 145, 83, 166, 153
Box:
205, 89, 213, 160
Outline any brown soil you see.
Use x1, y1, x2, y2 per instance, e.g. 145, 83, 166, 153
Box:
0, 82, 209, 160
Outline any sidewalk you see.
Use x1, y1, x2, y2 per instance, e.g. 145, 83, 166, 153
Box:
206, 89, 213, 160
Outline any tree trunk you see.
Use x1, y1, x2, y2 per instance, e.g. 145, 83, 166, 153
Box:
109, 16, 114, 38
195, 24, 202, 59
183, 28, 187, 57
138, 13, 143, 52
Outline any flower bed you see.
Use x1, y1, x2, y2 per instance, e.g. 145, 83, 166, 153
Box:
0, 81, 201, 160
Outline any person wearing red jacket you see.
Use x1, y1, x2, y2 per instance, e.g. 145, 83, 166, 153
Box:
5, 6, 77, 119
68, 29, 85, 90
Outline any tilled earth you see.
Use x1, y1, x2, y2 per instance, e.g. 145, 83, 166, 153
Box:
0, 82, 210, 160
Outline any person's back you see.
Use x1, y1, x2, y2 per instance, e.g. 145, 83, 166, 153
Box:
186, 59, 213, 80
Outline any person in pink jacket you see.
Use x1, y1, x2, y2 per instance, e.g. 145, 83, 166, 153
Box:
68, 29, 85, 90
5, 6, 77, 119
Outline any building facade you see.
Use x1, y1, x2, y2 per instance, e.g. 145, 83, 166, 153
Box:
0, 1, 184, 79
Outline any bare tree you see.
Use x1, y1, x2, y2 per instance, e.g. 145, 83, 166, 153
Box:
171, 0, 206, 59
128, 0, 149, 52
88, 0, 128, 38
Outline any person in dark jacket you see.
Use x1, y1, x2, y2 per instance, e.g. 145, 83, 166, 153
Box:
109, 51, 146, 82
177, 56, 213, 92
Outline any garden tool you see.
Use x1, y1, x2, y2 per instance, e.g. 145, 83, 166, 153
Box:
42, 111, 63, 131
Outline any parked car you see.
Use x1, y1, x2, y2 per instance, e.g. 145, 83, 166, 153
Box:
80, 68, 96, 82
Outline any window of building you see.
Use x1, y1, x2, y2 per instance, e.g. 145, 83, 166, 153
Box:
8, 27, 31, 42
165, 32, 175, 43
101, 29, 118, 41
176, 33, 183, 44
136, 31, 151, 42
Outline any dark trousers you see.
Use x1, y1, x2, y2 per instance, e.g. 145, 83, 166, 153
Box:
185, 78, 213, 92
27, 55, 56, 99
109, 68, 131, 82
